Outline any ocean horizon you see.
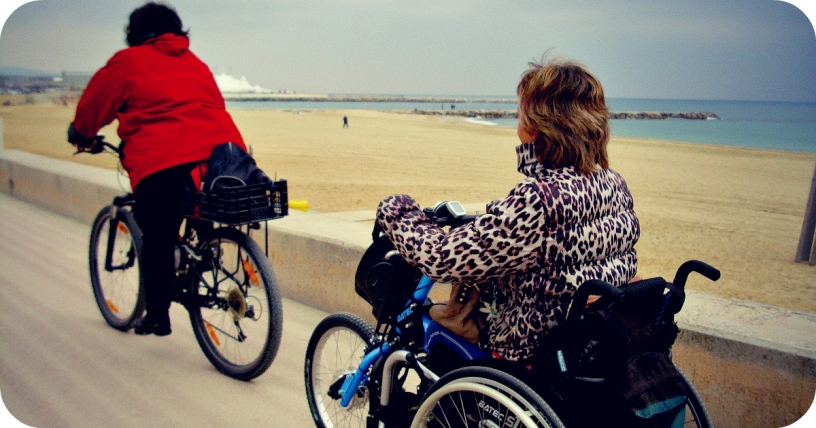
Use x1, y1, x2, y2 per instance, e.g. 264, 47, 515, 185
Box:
225, 96, 816, 154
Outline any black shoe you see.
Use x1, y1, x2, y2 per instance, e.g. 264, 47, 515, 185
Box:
133, 316, 172, 336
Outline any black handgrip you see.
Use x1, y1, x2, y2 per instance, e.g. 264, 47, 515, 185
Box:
423, 201, 477, 228
672, 260, 720, 289
567, 279, 624, 323
444, 214, 478, 228
372, 221, 384, 242
73, 139, 121, 156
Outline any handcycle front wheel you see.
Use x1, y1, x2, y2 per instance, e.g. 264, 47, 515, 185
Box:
413, 366, 565, 428
89, 205, 145, 331
305, 312, 375, 428
187, 226, 283, 381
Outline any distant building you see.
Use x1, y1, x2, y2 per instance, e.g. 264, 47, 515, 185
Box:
0, 75, 59, 94
61, 71, 92, 90
0, 70, 92, 94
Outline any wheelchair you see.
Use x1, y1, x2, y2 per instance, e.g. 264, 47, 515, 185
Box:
304, 202, 718, 428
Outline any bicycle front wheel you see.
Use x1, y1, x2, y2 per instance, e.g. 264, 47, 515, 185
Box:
89, 205, 145, 331
188, 227, 283, 381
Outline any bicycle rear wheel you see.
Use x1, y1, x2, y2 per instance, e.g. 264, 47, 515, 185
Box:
89, 205, 145, 331
188, 226, 283, 381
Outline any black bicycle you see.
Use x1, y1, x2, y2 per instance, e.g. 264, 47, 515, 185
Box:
83, 138, 287, 381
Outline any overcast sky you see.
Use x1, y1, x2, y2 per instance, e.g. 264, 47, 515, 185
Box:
0, 0, 814, 102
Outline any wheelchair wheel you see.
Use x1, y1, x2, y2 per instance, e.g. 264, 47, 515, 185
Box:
412, 366, 565, 428
679, 369, 713, 428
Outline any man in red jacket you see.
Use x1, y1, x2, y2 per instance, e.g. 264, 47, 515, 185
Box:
68, 2, 247, 336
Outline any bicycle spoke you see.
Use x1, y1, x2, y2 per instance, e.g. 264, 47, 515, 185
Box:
90, 207, 144, 331
306, 314, 374, 428
188, 227, 281, 380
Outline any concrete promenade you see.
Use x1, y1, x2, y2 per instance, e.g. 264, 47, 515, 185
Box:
1, 147, 815, 427
0, 191, 324, 427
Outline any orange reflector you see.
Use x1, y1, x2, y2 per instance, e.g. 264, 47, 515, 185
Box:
117, 223, 129, 235
241, 258, 260, 286
205, 321, 221, 346
106, 299, 119, 313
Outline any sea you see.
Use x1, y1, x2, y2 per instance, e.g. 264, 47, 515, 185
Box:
225, 97, 816, 154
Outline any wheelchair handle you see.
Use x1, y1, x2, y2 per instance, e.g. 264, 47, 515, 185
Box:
372, 221, 384, 242
567, 279, 623, 324
672, 260, 720, 289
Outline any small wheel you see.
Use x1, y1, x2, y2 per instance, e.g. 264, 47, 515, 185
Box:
679, 368, 713, 428
305, 313, 375, 428
413, 366, 565, 428
188, 227, 283, 381
89, 205, 145, 331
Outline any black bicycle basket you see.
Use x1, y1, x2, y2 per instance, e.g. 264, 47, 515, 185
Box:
355, 234, 422, 322
182, 179, 288, 225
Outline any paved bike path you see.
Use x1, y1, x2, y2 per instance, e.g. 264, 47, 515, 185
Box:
0, 193, 324, 427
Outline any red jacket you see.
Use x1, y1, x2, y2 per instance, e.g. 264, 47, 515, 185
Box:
72, 34, 246, 189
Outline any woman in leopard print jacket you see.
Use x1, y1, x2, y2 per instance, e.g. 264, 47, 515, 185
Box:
376, 58, 640, 362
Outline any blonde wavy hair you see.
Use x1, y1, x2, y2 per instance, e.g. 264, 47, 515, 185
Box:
517, 58, 610, 174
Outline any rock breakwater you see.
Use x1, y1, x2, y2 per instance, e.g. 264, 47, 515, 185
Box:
223, 94, 719, 120
399, 109, 720, 120
223, 94, 516, 104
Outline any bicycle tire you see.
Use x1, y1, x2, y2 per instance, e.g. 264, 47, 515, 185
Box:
187, 227, 283, 381
89, 205, 145, 331
305, 313, 375, 428
413, 366, 565, 428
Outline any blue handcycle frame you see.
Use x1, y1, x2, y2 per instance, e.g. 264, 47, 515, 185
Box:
336, 275, 489, 408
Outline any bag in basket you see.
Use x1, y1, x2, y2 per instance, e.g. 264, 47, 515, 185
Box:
202, 142, 270, 193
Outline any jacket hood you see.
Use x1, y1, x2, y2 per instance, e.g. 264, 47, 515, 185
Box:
143, 33, 189, 56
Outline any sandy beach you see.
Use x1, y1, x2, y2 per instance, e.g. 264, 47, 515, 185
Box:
1, 102, 814, 313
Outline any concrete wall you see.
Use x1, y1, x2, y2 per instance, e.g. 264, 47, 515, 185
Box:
1, 147, 814, 427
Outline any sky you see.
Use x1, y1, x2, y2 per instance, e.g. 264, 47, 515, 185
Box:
0, 0, 814, 102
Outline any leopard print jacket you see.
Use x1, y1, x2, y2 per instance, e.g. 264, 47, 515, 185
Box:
376, 142, 640, 361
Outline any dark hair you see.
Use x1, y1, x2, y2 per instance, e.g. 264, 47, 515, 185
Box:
126, 2, 188, 46
516, 57, 610, 174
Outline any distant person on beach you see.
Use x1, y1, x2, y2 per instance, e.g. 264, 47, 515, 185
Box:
375, 57, 640, 362
343, 115, 348, 128
67, 2, 247, 337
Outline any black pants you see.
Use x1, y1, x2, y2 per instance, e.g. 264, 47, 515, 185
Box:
133, 163, 198, 321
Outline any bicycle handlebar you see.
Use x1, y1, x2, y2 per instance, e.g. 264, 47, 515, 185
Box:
423, 208, 478, 229
73, 135, 121, 156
